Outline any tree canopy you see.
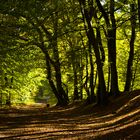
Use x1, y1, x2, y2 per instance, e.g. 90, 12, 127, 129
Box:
0, 0, 140, 106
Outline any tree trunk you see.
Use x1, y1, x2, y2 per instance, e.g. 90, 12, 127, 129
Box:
39, 38, 69, 106
86, 14, 107, 104
96, 27, 105, 64
52, 40, 69, 105
53, 16, 69, 105
85, 51, 90, 98
138, 0, 140, 27
43, 47, 63, 105
0, 93, 2, 107
109, 0, 119, 96
107, 28, 119, 96
96, 0, 119, 96
89, 42, 96, 103
124, 4, 136, 92
73, 64, 79, 100
79, 55, 84, 100
79, 0, 108, 105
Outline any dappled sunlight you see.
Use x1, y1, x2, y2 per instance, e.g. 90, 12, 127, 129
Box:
0, 92, 140, 140
1, 0, 140, 139
116, 94, 140, 113
0, 109, 139, 139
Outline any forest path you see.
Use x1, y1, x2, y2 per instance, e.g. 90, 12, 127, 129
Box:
0, 91, 140, 140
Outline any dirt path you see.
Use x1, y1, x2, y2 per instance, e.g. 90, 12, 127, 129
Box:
0, 92, 140, 140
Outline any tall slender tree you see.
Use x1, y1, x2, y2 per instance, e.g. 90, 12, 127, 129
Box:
124, 4, 136, 92
138, 0, 140, 26
79, 0, 108, 105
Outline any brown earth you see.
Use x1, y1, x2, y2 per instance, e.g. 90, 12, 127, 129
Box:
0, 90, 140, 140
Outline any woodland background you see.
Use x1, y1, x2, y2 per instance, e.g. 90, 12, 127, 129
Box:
0, 0, 140, 107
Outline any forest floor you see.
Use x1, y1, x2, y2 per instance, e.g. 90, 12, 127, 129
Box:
0, 90, 140, 140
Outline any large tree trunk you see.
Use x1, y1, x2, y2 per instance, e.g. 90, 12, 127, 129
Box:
53, 14, 69, 105
51, 36, 69, 105
39, 34, 69, 106
79, 1, 95, 103
87, 28, 107, 105
44, 46, 69, 106
107, 28, 119, 96
40, 45, 63, 106
37, 1, 69, 106
124, 4, 136, 92
96, 0, 119, 96
108, 0, 119, 96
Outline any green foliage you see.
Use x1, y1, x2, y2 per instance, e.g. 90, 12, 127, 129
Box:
0, 0, 140, 106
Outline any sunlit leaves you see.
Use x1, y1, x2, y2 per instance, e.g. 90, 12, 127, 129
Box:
0, 0, 140, 105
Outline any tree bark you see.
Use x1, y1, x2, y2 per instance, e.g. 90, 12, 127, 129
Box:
109, 0, 119, 96
53, 13, 69, 105
38, 21, 69, 106
79, 0, 108, 105
73, 65, 79, 100
96, 0, 119, 96
124, 4, 136, 92
138, 0, 140, 27
89, 42, 96, 103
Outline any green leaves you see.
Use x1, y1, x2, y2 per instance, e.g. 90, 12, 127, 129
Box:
0, 0, 140, 106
